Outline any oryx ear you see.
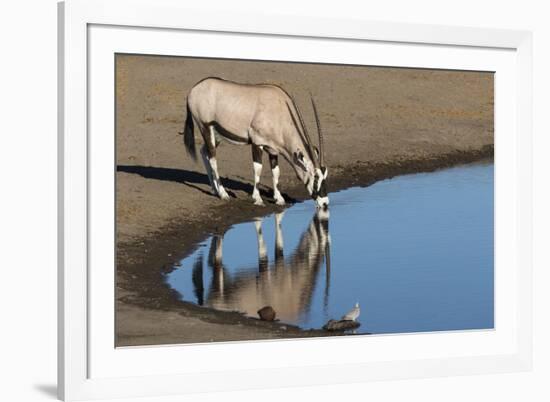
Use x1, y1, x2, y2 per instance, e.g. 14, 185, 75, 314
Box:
294, 151, 307, 171
321, 166, 328, 179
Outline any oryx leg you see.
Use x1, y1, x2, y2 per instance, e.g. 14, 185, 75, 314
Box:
198, 120, 215, 193
251, 144, 264, 206
269, 154, 285, 206
200, 145, 214, 190
202, 125, 230, 200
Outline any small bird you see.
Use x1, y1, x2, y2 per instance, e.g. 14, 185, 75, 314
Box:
342, 302, 360, 321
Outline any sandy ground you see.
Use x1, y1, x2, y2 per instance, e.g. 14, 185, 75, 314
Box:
115, 54, 493, 347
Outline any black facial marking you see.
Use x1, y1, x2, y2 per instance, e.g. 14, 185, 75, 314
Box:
312, 174, 319, 199
318, 179, 327, 198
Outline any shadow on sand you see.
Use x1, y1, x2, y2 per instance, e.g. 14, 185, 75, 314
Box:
117, 165, 296, 202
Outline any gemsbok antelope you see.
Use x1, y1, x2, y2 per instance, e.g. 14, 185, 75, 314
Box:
182, 77, 329, 209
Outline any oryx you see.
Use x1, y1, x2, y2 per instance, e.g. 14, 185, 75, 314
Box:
182, 77, 329, 209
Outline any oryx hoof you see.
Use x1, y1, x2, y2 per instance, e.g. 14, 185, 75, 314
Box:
274, 196, 285, 206
252, 195, 265, 206
218, 188, 230, 200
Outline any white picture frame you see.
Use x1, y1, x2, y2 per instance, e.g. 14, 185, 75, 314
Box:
58, 0, 533, 400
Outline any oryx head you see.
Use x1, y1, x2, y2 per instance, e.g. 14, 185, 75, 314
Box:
288, 96, 329, 210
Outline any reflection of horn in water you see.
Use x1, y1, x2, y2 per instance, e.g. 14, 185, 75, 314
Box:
191, 253, 204, 306
313, 210, 331, 319
286, 210, 330, 320
324, 240, 331, 318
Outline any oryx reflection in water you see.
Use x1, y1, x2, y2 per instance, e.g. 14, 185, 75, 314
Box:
189, 210, 331, 325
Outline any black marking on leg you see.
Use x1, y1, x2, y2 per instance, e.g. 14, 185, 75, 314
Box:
204, 125, 217, 157
269, 154, 278, 170
258, 256, 269, 273
251, 144, 263, 164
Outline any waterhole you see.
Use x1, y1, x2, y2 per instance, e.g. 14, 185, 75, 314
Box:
166, 163, 494, 334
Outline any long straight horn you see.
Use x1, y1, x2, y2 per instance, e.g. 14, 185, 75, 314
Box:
290, 99, 316, 163
310, 95, 325, 167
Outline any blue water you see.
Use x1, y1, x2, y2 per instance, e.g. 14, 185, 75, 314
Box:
166, 163, 494, 334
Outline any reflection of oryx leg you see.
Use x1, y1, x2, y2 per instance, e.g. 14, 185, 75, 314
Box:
254, 218, 268, 272
269, 154, 285, 206
203, 125, 230, 200
208, 235, 224, 269
191, 254, 204, 306
208, 235, 225, 296
274, 212, 285, 260
251, 144, 264, 206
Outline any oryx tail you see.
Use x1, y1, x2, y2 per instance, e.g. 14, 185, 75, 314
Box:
183, 101, 197, 161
